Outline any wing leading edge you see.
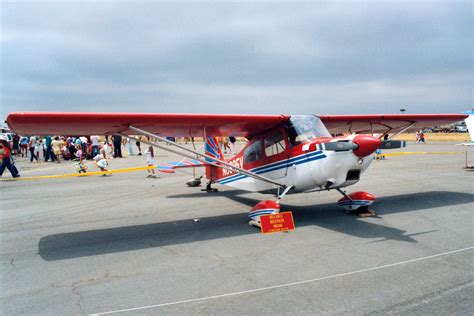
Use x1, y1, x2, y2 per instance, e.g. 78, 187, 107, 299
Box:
7, 112, 467, 137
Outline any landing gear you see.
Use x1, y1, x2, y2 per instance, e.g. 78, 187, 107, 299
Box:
336, 190, 377, 217
248, 200, 280, 228
201, 180, 218, 193
347, 206, 376, 217
248, 186, 294, 228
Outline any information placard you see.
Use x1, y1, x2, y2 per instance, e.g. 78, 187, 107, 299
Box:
260, 211, 295, 234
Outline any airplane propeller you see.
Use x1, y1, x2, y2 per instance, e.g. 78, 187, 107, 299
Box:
378, 140, 406, 150
321, 137, 406, 157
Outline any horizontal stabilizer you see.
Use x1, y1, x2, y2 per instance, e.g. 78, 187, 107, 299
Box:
379, 140, 407, 150
157, 159, 207, 173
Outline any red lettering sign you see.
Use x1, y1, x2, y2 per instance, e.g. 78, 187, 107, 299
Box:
260, 212, 295, 234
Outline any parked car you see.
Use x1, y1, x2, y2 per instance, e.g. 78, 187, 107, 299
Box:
0, 132, 13, 148
455, 125, 468, 132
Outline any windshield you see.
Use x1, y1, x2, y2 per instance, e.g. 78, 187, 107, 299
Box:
286, 115, 330, 146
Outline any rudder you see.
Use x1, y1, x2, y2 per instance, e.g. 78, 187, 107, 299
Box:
204, 137, 225, 181
205, 137, 225, 162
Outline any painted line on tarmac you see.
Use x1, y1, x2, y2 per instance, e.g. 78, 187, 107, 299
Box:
0, 166, 155, 181
383, 151, 463, 157
91, 246, 474, 315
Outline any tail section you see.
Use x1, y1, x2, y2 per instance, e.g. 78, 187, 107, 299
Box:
205, 136, 226, 181
205, 137, 225, 162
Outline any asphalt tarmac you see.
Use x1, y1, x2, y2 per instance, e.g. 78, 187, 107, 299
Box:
1, 142, 473, 315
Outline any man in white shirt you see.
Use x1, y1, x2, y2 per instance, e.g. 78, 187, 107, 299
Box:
91, 135, 100, 158
29, 136, 38, 162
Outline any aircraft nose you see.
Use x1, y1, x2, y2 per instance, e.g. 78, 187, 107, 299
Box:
352, 135, 382, 157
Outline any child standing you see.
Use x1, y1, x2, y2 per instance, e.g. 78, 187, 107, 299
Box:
74, 144, 83, 160
145, 146, 157, 178
35, 139, 42, 161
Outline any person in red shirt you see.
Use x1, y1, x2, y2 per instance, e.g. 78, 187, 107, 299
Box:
0, 139, 20, 178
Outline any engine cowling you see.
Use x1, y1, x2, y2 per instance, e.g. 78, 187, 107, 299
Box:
352, 135, 382, 157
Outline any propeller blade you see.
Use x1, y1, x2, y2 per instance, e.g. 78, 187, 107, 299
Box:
323, 141, 358, 152
379, 140, 406, 150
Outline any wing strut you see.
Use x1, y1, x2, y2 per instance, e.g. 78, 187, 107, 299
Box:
121, 125, 287, 189
379, 122, 416, 140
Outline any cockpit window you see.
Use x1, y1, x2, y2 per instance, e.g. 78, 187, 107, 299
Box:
286, 115, 331, 147
264, 131, 287, 157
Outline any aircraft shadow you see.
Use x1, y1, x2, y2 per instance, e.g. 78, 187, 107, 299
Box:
38, 191, 474, 261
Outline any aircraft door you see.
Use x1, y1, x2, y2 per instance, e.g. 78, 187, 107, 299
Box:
263, 129, 290, 180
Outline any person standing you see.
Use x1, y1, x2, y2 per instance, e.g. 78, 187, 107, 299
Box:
221, 137, 231, 154
66, 137, 76, 159
12, 134, 20, 156
20, 136, 28, 157
112, 134, 122, 158
229, 136, 236, 154
74, 136, 82, 154
74, 144, 83, 160
35, 139, 42, 161
44, 135, 54, 161
90, 135, 100, 158
145, 146, 157, 178
80, 136, 88, 154
127, 137, 134, 156
136, 137, 142, 155
51, 136, 62, 163
29, 136, 38, 162
419, 131, 425, 143
0, 139, 20, 178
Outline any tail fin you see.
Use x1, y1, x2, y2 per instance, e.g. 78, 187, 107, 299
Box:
205, 137, 225, 162
463, 110, 474, 142
204, 137, 225, 181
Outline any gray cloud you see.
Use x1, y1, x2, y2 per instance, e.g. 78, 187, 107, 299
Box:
1, 1, 472, 120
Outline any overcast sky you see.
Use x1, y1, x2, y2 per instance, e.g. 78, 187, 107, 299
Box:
1, 0, 472, 120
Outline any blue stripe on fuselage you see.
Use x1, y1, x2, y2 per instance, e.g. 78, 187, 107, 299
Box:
218, 151, 326, 185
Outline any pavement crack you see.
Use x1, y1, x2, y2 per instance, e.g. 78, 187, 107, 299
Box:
71, 281, 86, 315
5, 257, 17, 276
366, 280, 474, 315
161, 246, 181, 255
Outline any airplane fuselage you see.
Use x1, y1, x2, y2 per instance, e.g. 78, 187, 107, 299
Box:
209, 115, 380, 194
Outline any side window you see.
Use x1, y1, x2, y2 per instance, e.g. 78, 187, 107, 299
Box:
264, 131, 287, 157
244, 140, 262, 164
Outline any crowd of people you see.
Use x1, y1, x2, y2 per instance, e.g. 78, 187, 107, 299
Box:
0, 134, 152, 178
1, 134, 240, 179
8, 135, 143, 162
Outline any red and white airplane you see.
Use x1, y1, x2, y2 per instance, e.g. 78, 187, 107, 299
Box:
6, 112, 467, 226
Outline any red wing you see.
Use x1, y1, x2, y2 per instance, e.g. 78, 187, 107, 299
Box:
6, 112, 289, 137
319, 114, 468, 134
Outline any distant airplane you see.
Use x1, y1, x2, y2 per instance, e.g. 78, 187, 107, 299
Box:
6, 112, 467, 226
